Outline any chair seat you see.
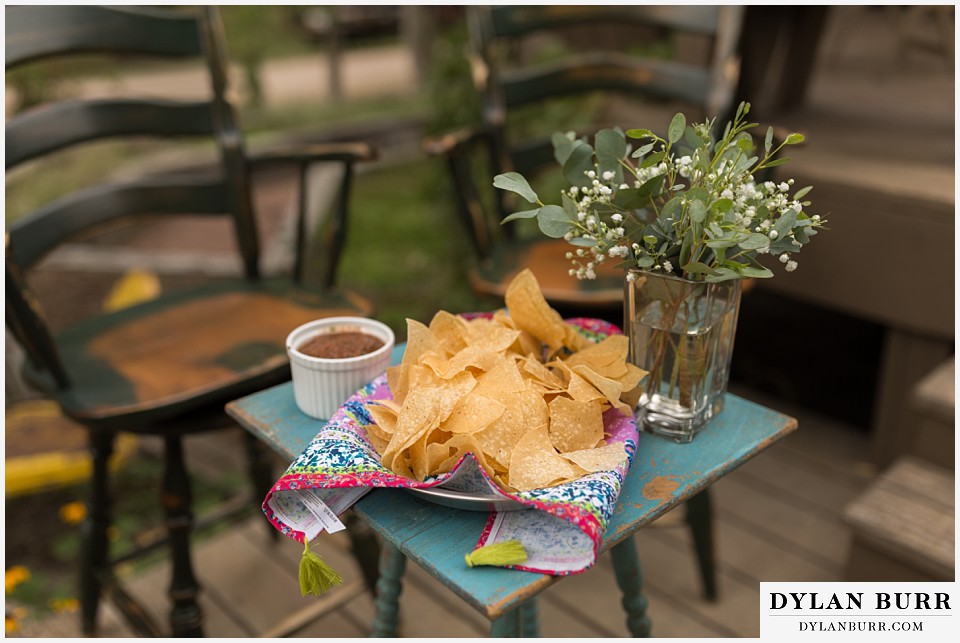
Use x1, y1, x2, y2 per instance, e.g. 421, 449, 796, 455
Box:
470, 238, 625, 307
26, 278, 373, 431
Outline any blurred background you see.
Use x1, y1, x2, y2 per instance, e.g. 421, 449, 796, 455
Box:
5, 4, 954, 638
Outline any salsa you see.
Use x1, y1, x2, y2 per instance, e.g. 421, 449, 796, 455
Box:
298, 330, 385, 359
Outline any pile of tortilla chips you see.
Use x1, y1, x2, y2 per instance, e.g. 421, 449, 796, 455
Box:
364, 269, 646, 493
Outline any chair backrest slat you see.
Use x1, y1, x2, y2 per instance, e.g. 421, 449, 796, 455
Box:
6, 99, 216, 168
8, 177, 230, 270
5, 5, 203, 67
488, 5, 722, 38
500, 54, 711, 110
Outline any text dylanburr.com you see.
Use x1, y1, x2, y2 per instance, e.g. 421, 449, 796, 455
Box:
760, 582, 956, 640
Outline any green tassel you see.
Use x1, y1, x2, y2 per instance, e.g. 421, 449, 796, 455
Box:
464, 539, 528, 568
299, 539, 343, 596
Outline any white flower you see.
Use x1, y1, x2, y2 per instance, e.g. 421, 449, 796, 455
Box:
619, 183, 629, 190
785, 260, 798, 272
769, 230, 779, 239
662, 260, 673, 273
585, 268, 596, 279
778, 182, 790, 192
586, 170, 596, 179
779, 253, 790, 263
610, 213, 623, 223
626, 271, 638, 282
812, 215, 821, 222
602, 170, 615, 181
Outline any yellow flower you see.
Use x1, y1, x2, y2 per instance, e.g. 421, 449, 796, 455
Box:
59, 501, 87, 525
5, 607, 27, 633
48, 598, 79, 613
5, 567, 31, 594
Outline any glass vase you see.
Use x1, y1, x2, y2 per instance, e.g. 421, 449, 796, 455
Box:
624, 269, 742, 442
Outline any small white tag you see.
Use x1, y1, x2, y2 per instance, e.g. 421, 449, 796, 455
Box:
294, 489, 347, 534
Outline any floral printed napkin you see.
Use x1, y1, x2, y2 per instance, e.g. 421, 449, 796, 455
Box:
262, 318, 639, 575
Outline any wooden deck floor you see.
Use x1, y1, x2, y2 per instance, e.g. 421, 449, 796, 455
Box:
12, 384, 877, 639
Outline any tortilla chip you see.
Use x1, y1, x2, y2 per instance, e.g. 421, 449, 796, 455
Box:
548, 396, 605, 453
508, 424, 583, 492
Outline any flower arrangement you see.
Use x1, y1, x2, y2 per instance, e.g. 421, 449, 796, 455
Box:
492, 102, 825, 283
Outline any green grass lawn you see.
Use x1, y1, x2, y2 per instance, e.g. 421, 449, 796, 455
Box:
338, 159, 501, 338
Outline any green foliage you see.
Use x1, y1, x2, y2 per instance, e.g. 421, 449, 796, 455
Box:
493, 102, 826, 282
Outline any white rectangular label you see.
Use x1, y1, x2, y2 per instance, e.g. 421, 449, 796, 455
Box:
761, 582, 957, 641
294, 489, 347, 534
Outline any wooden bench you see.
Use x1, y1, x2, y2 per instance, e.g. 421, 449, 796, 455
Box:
843, 456, 955, 582
910, 358, 955, 470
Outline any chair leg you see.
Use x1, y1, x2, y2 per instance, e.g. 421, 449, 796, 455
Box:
611, 537, 652, 637
242, 430, 277, 541
162, 434, 204, 637
685, 488, 718, 601
371, 542, 406, 637
79, 430, 115, 636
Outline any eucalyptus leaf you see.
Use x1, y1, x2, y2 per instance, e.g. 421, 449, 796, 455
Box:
762, 156, 792, 168
493, 172, 539, 204
640, 150, 665, 168
635, 255, 655, 269
738, 233, 771, 250
668, 112, 686, 144
552, 132, 575, 165
630, 142, 655, 158
561, 193, 578, 218
563, 142, 595, 188
537, 204, 573, 238
596, 129, 627, 181
773, 208, 798, 239
689, 200, 707, 224
764, 126, 773, 153
626, 128, 654, 140
704, 267, 740, 283
793, 185, 812, 200
501, 208, 540, 223
785, 133, 806, 145
711, 198, 733, 214
681, 261, 719, 276
679, 229, 693, 267
568, 236, 598, 247
739, 266, 774, 279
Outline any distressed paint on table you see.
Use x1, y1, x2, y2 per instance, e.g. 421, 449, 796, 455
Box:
225, 344, 797, 621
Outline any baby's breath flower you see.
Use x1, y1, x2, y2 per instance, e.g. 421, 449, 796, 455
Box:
602, 170, 615, 181
785, 260, 798, 272
779, 253, 790, 263
662, 260, 673, 273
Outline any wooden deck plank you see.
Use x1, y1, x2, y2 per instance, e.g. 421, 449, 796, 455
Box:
710, 474, 853, 569
631, 529, 759, 637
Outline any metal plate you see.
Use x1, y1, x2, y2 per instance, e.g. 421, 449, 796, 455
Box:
406, 487, 529, 512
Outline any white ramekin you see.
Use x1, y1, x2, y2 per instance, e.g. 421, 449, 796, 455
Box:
285, 316, 395, 420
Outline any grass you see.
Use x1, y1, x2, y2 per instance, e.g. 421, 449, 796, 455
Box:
337, 158, 502, 338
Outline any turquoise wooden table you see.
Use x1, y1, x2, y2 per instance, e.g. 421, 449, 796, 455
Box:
226, 344, 797, 637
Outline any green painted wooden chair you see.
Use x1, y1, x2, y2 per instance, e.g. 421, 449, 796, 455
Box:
425, 5, 749, 603
5, 5, 380, 637
425, 5, 744, 322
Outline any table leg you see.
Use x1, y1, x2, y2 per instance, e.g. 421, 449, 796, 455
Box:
372, 542, 406, 637
520, 599, 539, 637
686, 489, 718, 600
611, 537, 651, 637
490, 606, 521, 637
